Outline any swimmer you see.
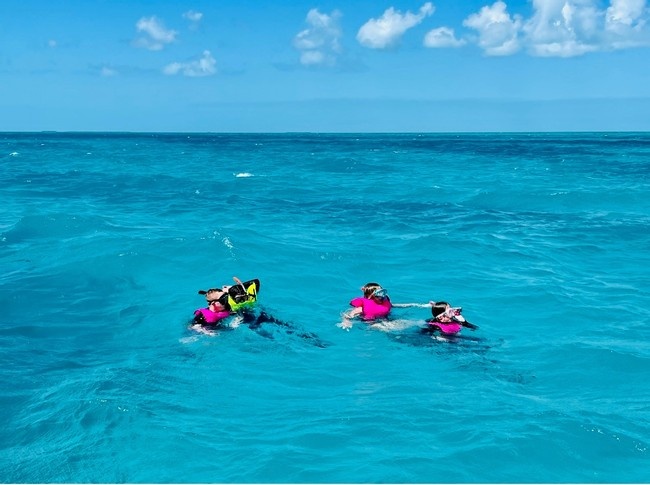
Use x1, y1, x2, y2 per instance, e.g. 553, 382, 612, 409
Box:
423, 301, 477, 335
192, 288, 231, 326
340, 282, 392, 329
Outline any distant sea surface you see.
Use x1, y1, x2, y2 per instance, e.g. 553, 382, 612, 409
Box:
1, 132, 649, 483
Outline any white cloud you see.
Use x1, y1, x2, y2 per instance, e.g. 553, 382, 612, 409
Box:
183, 10, 203, 23
293, 9, 342, 66
457, 0, 650, 57
163, 50, 217, 77
299, 50, 326, 66
134, 16, 177, 51
357, 2, 435, 49
183, 10, 203, 31
521, 0, 600, 57
101, 66, 118, 77
463, 1, 522, 55
606, 0, 647, 27
605, 0, 649, 47
423, 27, 466, 47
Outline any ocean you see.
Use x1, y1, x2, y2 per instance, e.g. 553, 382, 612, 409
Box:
1, 132, 649, 483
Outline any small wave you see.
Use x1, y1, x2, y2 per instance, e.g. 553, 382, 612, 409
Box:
9, 151, 19, 156
372, 319, 423, 332
179, 336, 199, 344
222, 236, 234, 249
235, 172, 253, 178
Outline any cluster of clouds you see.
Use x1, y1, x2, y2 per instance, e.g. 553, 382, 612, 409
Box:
100, 1, 649, 76
295, 0, 650, 65
122, 9, 215, 77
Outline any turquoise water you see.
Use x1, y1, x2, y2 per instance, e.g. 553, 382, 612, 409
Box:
1, 132, 649, 483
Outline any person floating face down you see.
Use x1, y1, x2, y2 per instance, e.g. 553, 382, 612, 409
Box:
341, 282, 392, 329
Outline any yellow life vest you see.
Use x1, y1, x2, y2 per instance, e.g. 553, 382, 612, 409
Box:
227, 279, 259, 311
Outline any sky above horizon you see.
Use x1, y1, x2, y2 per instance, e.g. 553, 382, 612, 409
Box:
2, 0, 650, 132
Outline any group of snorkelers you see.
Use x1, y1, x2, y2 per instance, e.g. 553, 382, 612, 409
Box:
193, 276, 260, 326
192, 277, 477, 337
342, 282, 477, 334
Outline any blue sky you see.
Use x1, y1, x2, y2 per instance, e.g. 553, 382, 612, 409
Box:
2, 0, 650, 132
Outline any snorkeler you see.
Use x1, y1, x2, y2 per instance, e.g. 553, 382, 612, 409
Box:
190, 277, 327, 347
423, 301, 478, 335
340, 282, 393, 329
192, 288, 231, 326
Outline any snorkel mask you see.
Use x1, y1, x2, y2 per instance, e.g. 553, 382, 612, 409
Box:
373, 288, 389, 299
447, 307, 465, 322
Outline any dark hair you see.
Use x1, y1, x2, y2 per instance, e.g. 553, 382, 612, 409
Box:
431, 301, 449, 320
362, 282, 381, 298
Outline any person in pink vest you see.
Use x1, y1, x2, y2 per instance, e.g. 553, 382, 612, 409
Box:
192, 288, 231, 326
425, 301, 462, 335
422, 301, 478, 336
341, 282, 392, 329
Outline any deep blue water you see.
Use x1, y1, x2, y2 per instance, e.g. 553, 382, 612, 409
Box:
1, 132, 649, 483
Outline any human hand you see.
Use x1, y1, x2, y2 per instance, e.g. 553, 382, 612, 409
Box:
339, 319, 353, 330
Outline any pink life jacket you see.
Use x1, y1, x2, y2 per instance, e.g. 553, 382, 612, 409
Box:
428, 321, 462, 335
194, 307, 230, 324
350, 296, 392, 320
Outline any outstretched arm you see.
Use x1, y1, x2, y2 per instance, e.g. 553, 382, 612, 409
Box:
392, 302, 432, 308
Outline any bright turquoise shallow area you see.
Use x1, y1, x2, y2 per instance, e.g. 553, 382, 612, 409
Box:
1, 132, 649, 483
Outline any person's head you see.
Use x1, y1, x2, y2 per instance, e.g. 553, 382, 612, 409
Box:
204, 289, 228, 311
431, 301, 451, 321
361, 282, 388, 300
